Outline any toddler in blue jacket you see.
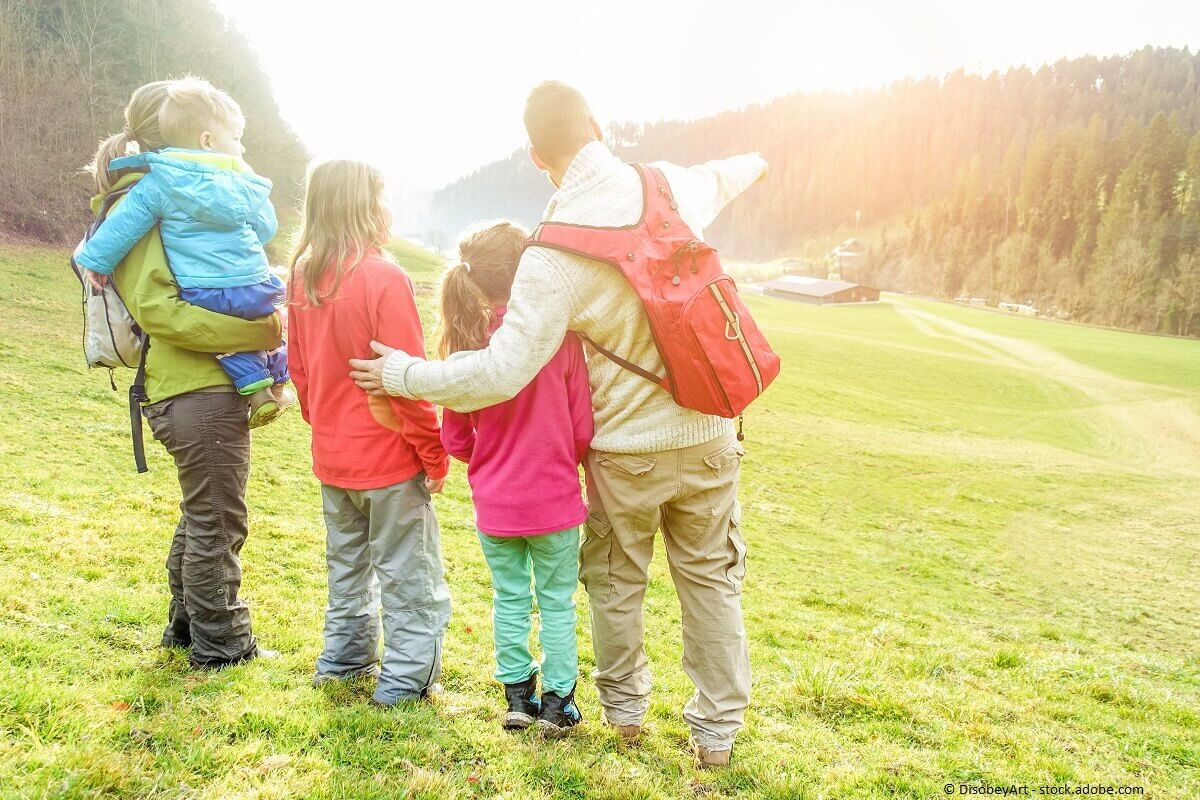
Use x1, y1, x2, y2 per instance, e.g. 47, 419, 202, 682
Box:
75, 77, 295, 427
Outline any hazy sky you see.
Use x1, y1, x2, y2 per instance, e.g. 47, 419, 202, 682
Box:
213, 0, 1200, 193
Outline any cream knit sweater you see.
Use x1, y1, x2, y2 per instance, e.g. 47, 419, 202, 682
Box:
382, 142, 767, 454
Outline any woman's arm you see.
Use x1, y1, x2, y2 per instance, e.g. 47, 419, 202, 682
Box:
114, 229, 283, 354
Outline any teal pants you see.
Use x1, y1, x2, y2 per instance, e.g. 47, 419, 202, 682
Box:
476, 527, 580, 695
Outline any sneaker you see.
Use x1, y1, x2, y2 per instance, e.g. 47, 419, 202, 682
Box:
371, 683, 442, 708
247, 388, 281, 429
537, 684, 582, 738
312, 664, 380, 687
502, 674, 542, 731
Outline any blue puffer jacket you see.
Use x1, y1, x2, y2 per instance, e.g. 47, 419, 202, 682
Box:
74, 148, 276, 290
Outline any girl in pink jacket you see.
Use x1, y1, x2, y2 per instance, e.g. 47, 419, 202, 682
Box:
437, 221, 593, 736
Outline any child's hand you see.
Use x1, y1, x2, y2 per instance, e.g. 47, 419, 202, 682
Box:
424, 476, 446, 494
83, 269, 109, 290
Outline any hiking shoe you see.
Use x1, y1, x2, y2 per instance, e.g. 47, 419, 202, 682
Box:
695, 745, 732, 769
502, 674, 542, 730
536, 684, 582, 738
191, 645, 278, 671
608, 722, 642, 742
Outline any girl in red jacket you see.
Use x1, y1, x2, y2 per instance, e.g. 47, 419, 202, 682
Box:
287, 160, 451, 706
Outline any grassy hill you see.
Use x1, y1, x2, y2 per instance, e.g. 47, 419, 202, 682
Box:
0, 245, 1197, 799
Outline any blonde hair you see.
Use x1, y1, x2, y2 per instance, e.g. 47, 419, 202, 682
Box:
158, 76, 244, 148
435, 221, 528, 358
288, 159, 392, 307
86, 80, 172, 194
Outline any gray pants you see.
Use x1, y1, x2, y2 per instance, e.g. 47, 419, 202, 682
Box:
318, 477, 451, 704
143, 390, 257, 667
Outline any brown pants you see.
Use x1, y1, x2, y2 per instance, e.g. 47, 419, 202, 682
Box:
143, 389, 257, 667
581, 433, 749, 750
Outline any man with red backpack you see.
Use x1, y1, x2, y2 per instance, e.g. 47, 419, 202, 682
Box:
351, 81, 772, 767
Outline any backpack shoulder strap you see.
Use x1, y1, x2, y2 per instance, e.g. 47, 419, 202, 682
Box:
91, 185, 133, 236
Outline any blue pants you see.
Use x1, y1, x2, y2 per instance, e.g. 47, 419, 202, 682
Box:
476, 527, 580, 695
181, 275, 288, 394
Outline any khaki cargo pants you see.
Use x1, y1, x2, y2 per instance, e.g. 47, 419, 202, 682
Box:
581, 432, 749, 751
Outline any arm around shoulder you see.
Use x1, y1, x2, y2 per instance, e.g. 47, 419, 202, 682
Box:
383, 250, 575, 412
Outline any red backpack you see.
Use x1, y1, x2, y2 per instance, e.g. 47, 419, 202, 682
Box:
526, 163, 780, 422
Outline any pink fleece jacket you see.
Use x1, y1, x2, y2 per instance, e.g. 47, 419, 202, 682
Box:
440, 307, 593, 537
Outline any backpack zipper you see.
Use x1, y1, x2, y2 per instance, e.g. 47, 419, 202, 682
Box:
708, 282, 763, 394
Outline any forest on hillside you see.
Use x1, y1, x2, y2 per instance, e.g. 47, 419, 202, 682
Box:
0, 0, 305, 245
425, 48, 1200, 336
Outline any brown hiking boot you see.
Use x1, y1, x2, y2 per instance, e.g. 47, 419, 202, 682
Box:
695, 745, 732, 769
610, 723, 642, 742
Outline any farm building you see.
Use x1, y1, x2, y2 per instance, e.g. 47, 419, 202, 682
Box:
763, 275, 881, 305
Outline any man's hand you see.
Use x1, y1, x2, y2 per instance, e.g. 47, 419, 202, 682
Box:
424, 476, 446, 494
83, 269, 109, 290
349, 340, 397, 397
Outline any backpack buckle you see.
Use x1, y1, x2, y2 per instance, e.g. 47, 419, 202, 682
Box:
724, 313, 742, 341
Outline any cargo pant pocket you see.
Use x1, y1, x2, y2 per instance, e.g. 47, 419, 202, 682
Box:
579, 512, 613, 602
142, 397, 175, 447
726, 502, 747, 592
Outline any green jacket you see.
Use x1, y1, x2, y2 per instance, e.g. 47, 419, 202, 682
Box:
95, 173, 283, 403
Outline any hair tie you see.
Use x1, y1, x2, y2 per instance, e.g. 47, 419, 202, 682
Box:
122, 126, 135, 139
461, 261, 472, 273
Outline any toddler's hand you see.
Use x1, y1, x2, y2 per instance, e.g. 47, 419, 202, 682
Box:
83, 269, 108, 290
424, 476, 446, 495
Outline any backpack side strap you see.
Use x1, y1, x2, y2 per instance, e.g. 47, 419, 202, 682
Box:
128, 333, 150, 473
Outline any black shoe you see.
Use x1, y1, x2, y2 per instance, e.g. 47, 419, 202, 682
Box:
537, 684, 582, 738
503, 675, 542, 730
191, 645, 278, 671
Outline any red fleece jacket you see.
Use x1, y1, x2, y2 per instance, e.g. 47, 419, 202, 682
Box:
288, 251, 448, 490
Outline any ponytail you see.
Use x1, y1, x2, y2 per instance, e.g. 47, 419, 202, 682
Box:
84, 80, 173, 195
435, 263, 493, 357
87, 130, 134, 194
434, 220, 530, 358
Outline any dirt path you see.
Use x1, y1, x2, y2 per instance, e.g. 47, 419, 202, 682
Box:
894, 303, 1200, 477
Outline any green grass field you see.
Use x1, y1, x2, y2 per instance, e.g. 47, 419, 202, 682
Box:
1, 244, 1198, 799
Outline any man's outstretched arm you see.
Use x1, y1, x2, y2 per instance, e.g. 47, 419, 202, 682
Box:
351, 250, 575, 413
655, 153, 768, 234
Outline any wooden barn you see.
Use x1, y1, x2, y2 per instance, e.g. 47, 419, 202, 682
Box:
763, 275, 881, 305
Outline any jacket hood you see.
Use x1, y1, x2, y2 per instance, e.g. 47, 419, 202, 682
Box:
109, 149, 273, 230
